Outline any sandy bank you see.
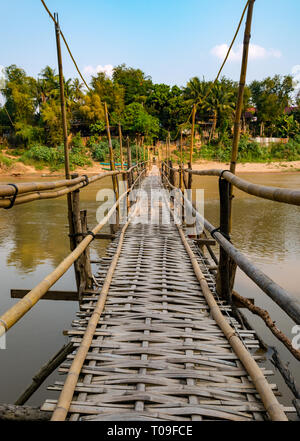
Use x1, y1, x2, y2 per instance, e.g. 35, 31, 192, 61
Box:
190, 160, 300, 173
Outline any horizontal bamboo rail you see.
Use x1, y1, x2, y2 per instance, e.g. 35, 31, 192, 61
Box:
0, 165, 143, 209
0, 169, 146, 338
161, 168, 300, 325
0, 165, 140, 198
182, 168, 300, 206
176, 224, 288, 421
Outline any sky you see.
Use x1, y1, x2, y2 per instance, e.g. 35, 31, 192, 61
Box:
1, 0, 300, 89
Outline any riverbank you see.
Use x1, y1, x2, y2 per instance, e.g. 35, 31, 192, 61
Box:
0, 160, 105, 178
185, 159, 300, 173
0, 158, 300, 178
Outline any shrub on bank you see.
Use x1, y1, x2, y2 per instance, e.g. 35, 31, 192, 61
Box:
186, 136, 300, 163
0, 153, 14, 168
20, 144, 92, 171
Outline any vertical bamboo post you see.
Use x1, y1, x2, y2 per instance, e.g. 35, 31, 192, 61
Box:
216, 177, 237, 303
54, 13, 76, 260
127, 136, 132, 182
135, 137, 138, 164
118, 123, 124, 171
80, 210, 93, 290
71, 179, 86, 298
54, 14, 70, 180
126, 137, 132, 213
180, 130, 184, 192
229, 0, 255, 228
104, 102, 120, 231
190, 104, 196, 165
142, 137, 145, 162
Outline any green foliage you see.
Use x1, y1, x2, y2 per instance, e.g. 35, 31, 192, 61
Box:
192, 135, 300, 163
113, 64, 153, 105
90, 121, 105, 135
122, 102, 159, 140
0, 153, 14, 168
20, 144, 92, 171
90, 141, 109, 162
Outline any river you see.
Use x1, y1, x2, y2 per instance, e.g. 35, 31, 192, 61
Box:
0, 171, 299, 415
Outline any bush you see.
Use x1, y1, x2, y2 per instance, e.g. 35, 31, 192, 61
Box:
20, 144, 92, 171
0, 153, 14, 168
192, 135, 300, 163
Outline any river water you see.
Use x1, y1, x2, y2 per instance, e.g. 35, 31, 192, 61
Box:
0, 171, 299, 415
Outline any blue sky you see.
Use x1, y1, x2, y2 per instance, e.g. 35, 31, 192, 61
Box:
1, 0, 300, 88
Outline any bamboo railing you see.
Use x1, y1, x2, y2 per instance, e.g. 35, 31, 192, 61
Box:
161, 162, 300, 344
0, 164, 148, 337
0, 165, 141, 209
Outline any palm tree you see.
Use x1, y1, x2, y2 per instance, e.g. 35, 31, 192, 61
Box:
204, 84, 235, 143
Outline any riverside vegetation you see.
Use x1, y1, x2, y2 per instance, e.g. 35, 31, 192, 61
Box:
0, 64, 300, 171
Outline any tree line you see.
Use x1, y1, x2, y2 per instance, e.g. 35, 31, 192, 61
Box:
0, 63, 299, 152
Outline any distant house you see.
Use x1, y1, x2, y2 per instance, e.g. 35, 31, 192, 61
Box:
285, 106, 299, 115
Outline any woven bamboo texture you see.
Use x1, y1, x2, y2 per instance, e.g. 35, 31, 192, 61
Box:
42, 171, 291, 421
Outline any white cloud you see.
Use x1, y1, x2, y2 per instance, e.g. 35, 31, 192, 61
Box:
211, 43, 282, 62
83, 64, 114, 78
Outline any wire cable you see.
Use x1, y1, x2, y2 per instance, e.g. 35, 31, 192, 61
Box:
173, 0, 250, 141
40, 0, 91, 91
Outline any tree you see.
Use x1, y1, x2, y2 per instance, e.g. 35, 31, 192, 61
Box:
146, 84, 189, 136
121, 102, 159, 141
250, 75, 294, 136
113, 64, 153, 105
91, 72, 124, 117
203, 83, 235, 142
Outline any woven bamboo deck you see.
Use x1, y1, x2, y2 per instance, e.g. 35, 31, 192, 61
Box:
42, 168, 290, 421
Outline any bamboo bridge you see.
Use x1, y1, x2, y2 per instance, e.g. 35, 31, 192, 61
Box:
0, 161, 300, 422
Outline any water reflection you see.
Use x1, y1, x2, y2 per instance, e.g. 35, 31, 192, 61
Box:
0, 177, 113, 273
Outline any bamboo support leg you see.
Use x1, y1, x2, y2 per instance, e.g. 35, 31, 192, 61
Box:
15, 342, 74, 406
216, 177, 236, 302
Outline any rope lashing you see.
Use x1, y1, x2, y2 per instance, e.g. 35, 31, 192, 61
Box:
4, 184, 19, 210
82, 175, 89, 187
87, 231, 96, 240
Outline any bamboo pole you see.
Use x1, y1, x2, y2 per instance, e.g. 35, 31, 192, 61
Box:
162, 170, 300, 325
229, 0, 255, 229
0, 170, 146, 338
190, 104, 196, 165
51, 204, 140, 421
180, 130, 184, 192
183, 168, 300, 206
15, 342, 74, 406
54, 13, 78, 260
104, 102, 120, 230
54, 13, 70, 180
176, 225, 287, 421
230, 0, 255, 175
118, 123, 124, 171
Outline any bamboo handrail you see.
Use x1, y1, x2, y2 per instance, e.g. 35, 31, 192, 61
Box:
51, 201, 140, 421
0, 168, 146, 338
176, 224, 288, 421
0, 164, 145, 209
162, 187, 288, 421
161, 168, 300, 325
164, 164, 300, 206
0, 165, 141, 198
